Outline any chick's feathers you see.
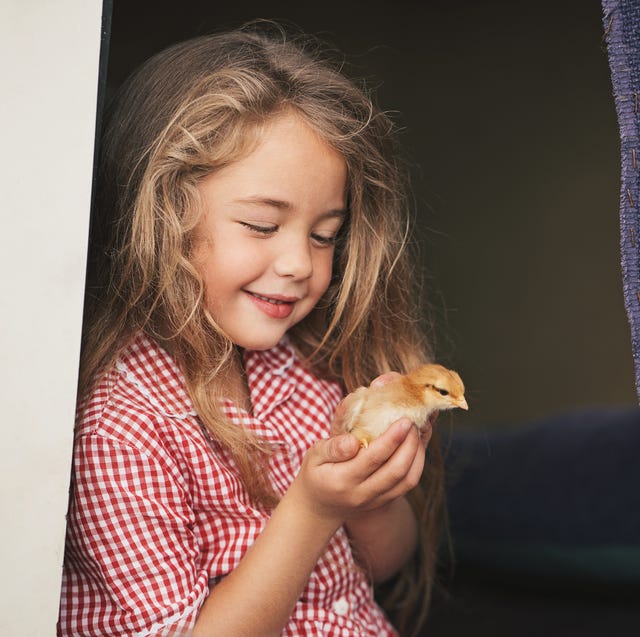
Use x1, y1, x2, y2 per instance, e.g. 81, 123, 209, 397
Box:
341, 364, 468, 447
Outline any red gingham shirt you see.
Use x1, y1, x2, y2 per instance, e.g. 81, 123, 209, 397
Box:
58, 332, 398, 636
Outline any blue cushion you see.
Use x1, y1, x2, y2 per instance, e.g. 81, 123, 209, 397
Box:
445, 407, 640, 585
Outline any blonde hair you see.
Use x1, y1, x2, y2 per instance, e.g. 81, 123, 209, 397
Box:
82, 23, 445, 636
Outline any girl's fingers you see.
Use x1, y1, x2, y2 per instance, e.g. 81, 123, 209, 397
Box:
313, 433, 360, 465
359, 433, 425, 509
348, 425, 424, 509
348, 418, 414, 481
355, 423, 423, 498
306, 418, 426, 514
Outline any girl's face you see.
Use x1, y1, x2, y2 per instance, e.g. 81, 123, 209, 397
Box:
193, 113, 347, 351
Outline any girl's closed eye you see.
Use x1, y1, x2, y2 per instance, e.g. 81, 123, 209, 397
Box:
311, 232, 338, 247
311, 215, 345, 247
240, 221, 278, 236
239, 221, 340, 246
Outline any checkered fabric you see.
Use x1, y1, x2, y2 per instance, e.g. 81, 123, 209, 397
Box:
57, 332, 397, 636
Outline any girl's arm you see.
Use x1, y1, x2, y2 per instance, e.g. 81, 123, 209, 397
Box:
191, 418, 424, 637
345, 494, 418, 584
345, 423, 431, 583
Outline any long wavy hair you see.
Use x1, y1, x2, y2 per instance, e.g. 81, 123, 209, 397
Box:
82, 23, 446, 636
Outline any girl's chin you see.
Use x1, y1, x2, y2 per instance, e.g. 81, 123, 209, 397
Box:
229, 331, 288, 352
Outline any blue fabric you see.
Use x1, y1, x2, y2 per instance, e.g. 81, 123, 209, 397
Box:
445, 407, 640, 584
602, 0, 640, 399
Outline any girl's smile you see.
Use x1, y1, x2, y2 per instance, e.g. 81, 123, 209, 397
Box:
244, 291, 299, 319
193, 113, 348, 351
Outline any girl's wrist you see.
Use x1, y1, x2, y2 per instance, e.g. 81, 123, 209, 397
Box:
344, 496, 418, 583
284, 476, 345, 533
345, 499, 395, 528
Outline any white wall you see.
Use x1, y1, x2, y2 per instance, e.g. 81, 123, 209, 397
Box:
0, 1, 103, 634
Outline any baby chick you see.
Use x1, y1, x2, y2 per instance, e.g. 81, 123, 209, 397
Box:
341, 364, 468, 447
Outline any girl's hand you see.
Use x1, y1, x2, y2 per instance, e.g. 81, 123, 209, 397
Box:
291, 416, 427, 526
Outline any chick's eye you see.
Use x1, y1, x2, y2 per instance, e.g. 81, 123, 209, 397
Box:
438, 388, 449, 396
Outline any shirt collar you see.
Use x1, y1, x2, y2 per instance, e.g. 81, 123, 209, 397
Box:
115, 332, 198, 419
243, 337, 298, 419
120, 333, 301, 444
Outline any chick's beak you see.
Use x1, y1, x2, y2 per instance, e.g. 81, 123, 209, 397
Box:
455, 397, 469, 411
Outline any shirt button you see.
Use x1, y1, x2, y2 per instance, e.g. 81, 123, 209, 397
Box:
332, 597, 349, 616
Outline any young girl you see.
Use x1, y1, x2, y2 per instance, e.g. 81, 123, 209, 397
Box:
58, 23, 446, 637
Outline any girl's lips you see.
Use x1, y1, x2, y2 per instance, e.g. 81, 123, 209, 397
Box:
245, 291, 297, 319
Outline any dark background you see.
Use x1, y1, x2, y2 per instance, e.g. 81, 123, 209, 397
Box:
106, 0, 637, 430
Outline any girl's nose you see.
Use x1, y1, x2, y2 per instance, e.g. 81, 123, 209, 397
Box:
273, 239, 313, 280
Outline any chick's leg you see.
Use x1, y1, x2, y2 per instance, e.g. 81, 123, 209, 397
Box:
350, 427, 372, 449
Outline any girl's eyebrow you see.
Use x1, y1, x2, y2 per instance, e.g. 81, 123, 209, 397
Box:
234, 196, 291, 210
233, 195, 347, 218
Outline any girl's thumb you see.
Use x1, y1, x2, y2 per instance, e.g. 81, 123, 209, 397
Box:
324, 433, 360, 462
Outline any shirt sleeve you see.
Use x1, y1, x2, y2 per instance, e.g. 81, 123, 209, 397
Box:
63, 430, 210, 636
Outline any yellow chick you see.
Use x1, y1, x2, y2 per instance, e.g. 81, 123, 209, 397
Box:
341, 364, 468, 447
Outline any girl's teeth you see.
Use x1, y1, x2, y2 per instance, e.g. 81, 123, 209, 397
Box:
254, 293, 285, 304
